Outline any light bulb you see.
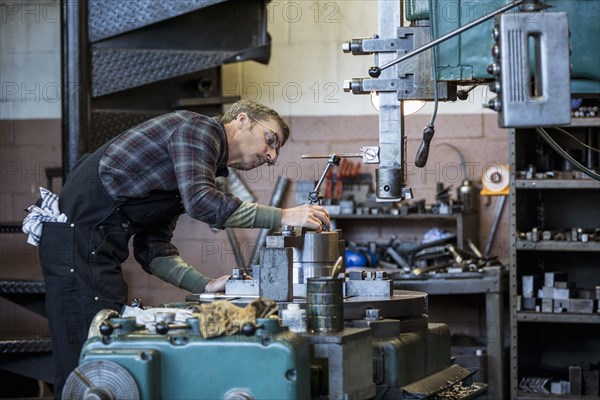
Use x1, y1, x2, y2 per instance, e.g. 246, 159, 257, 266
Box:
370, 92, 426, 115
403, 100, 426, 115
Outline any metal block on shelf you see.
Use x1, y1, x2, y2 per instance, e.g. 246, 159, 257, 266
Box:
583, 370, 599, 396
521, 297, 539, 311
570, 366, 582, 396
543, 286, 575, 300
541, 298, 554, 313
554, 281, 575, 289
579, 289, 597, 300
553, 299, 569, 313
544, 271, 568, 287
550, 380, 570, 395
567, 298, 595, 314
522, 275, 541, 298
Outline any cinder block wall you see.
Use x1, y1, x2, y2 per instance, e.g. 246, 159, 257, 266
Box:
0, 114, 509, 308
0, 1, 509, 336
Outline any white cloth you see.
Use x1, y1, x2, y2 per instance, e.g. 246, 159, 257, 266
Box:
22, 187, 67, 246
122, 306, 193, 331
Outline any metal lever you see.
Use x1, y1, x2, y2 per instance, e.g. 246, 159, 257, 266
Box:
302, 153, 363, 205
368, 0, 525, 77
415, 124, 435, 167
310, 154, 340, 205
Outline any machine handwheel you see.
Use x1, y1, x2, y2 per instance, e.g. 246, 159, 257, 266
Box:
62, 360, 140, 400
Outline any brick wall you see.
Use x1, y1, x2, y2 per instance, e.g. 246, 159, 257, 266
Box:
0, 113, 509, 325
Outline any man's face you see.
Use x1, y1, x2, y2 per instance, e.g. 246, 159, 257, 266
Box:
234, 114, 283, 170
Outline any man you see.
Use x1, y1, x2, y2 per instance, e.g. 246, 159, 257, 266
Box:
36, 99, 330, 397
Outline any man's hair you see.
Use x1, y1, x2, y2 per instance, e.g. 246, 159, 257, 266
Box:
221, 99, 290, 145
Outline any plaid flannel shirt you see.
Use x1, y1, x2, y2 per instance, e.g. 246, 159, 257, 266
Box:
99, 110, 242, 228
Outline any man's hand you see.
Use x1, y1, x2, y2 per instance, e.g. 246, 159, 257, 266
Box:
281, 204, 331, 232
204, 275, 230, 293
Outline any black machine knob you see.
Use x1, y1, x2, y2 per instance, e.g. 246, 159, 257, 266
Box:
99, 322, 114, 336
155, 322, 170, 335
368, 66, 381, 78
241, 323, 256, 336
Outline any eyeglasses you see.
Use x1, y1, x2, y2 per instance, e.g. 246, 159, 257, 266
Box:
249, 116, 282, 165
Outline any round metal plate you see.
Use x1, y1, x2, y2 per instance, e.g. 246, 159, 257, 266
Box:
187, 289, 428, 321
342, 290, 428, 320
62, 360, 140, 400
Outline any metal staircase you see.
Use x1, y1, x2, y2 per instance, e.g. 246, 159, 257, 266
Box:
1, 0, 271, 394
64, 0, 271, 170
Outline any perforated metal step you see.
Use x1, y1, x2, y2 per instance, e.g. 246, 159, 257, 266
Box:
89, 0, 227, 42
92, 49, 236, 97
0, 338, 52, 354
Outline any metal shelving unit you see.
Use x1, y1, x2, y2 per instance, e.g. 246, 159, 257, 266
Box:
509, 122, 600, 399
331, 213, 506, 396
392, 269, 508, 400
330, 211, 479, 250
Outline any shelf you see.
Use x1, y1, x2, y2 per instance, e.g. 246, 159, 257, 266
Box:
330, 213, 466, 220
510, 122, 600, 398
517, 311, 600, 324
563, 117, 600, 127
515, 180, 600, 189
517, 394, 595, 400
392, 270, 507, 295
516, 240, 600, 252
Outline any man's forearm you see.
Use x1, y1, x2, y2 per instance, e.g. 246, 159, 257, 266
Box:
147, 255, 211, 293
223, 201, 281, 229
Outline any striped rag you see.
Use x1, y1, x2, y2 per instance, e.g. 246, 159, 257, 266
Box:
22, 187, 67, 246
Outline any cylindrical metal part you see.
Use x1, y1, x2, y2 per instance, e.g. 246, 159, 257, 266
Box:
376, 167, 406, 199
293, 231, 340, 284
457, 180, 479, 212
307, 277, 344, 333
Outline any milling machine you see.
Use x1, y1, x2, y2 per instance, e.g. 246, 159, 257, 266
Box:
62, 0, 599, 399
64, 224, 482, 400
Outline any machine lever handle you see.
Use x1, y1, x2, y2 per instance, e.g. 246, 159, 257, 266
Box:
415, 124, 435, 168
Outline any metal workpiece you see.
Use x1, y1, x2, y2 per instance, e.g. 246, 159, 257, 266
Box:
346, 279, 393, 297
544, 271, 568, 287
522, 275, 542, 298
259, 247, 293, 302
225, 278, 259, 297
294, 232, 340, 264
307, 277, 344, 333
292, 231, 342, 285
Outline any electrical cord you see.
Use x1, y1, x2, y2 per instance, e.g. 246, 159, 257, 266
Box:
414, 0, 440, 168
536, 127, 600, 181
435, 142, 467, 178
428, 0, 439, 127
549, 126, 600, 153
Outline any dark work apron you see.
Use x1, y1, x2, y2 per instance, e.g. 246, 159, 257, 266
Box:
39, 136, 184, 398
